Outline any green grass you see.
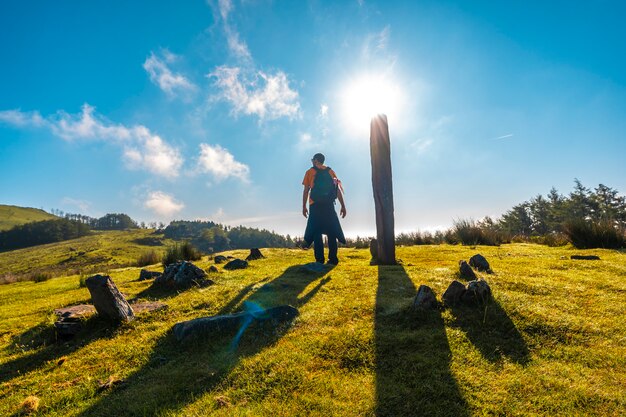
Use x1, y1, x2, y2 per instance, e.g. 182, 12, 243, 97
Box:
0, 244, 625, 416
0, 205, 57, 231
0, 229, 172, 282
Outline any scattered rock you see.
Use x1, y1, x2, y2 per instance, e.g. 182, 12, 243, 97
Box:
139, 269, 162, 281
298, 262, 332, 273
97, 376, 125, 392
54, 304, 96, 320
57, 357, 67, 366
172, 304, 299, 342
469, 254, 491, 272
19, 395, 40, 415
223, 259, 248, 270
462, 279, 492, 304
442, 280, 466, 306
214, 255, 228, 264
571, 255, 601, 260
208, 265, 219, 273
412, 285, 438, 310
459, 260, 477, 280
85, 275, 135, 322
246, 248, 265, 261
154, 261, 212, 288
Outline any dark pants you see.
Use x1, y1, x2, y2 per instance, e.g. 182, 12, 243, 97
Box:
313, 232, 338, 264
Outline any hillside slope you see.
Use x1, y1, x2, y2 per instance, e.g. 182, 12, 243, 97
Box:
0, 204, 57, 231
0, 229, 171, 280
0, 244, 624, 416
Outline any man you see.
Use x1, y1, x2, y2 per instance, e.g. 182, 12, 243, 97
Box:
302, 153, 347, 264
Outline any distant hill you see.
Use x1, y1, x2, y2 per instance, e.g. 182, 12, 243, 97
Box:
0, 204, 58, 231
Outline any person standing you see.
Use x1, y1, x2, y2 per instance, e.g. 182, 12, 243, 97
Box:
302, 153, 347, 264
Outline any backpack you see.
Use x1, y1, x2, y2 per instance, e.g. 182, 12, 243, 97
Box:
310, 167, 338, 204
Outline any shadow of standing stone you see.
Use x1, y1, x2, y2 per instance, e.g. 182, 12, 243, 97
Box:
85, 275, 135, 322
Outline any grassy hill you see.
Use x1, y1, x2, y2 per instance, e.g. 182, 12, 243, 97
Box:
0, 229, 172, 282
0, 205, 57, 231
0, 244, 624, 416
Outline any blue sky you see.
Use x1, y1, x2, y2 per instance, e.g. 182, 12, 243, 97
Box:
1, 0, 625, 237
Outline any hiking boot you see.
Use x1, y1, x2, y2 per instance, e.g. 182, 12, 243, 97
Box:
326, 259, 339, 266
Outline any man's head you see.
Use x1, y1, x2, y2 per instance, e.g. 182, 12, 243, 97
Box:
312, 153, 325, 165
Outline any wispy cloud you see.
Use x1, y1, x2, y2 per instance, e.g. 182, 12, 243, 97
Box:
207, 0, 300, 121
492, 133, 514, 140
319, 104, 329, 119
144, 191, 185, 217
61, 197, 92, 213
210, 66, 300, 121
196, 142, 250, 182
0, 104, 183, 178
143, 50, 196, 99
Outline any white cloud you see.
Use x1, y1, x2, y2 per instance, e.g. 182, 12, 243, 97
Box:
319, 104, 329, 118
197, 143, 250, 182
143, 51, 196, 98
0, 104, 183, 178
210, 66, 300, 121
144, 191, 185, 218
0, 109, 46, 127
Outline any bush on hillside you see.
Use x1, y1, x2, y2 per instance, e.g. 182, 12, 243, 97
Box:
162, 241, 202, 267
136, 250, 160, 267
452, 219, 505, 246
563, 219, 625, 249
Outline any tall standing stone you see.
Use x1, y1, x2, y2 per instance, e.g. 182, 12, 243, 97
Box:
85, 275, 135, 322
370, 114, 396, 265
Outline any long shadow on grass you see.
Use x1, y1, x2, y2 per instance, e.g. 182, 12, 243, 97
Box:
76, 264, 332, 416
0, 317, 118, 385
375, 265, 469, 417
449, 299, 530, 365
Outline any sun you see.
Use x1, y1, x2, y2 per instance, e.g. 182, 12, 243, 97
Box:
340, 73, 403, 133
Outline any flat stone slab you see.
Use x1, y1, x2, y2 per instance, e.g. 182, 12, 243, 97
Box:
55, 301, 166, 320
173, 304, 298, 342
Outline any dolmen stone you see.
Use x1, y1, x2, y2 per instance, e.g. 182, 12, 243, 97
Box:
224, 259, 248, 270
459, 260, 477, 280
469, 254, 491, 272
245, 248, 265, 261
461, 280, 492, 304
412, 285, 438, 310
139, 269, 162, 281
571, 255, 600, 260
172, 304, 299, 342
369, 238, 378, 265
442, 280, 467, 306
154, 261, 212, 288
85, 275, 135, 322
214, 255, 228, 264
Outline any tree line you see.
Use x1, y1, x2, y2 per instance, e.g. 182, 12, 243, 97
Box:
163, 220, 295, 253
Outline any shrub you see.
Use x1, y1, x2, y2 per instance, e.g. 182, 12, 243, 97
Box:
563, 219, 626, 249
78, 272, 87, 288
32, 272, 52, 283
452, 219, 503, 246
136, 250, 160, 267
162, 241, 202, 267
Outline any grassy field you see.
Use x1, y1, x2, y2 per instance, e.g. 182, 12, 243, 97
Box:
0, 243, 624, 416
0, 229, 172, 282
0, 205, 57, 232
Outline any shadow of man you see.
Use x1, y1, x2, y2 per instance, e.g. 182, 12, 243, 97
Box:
76, 264, 332, 416
375, 265, 469, 417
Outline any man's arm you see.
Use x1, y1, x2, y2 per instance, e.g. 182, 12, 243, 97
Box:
302, 185, 310, 218
337, 187, 347, 218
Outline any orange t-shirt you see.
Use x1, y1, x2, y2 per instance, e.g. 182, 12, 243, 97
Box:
303, 166, 338, 205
